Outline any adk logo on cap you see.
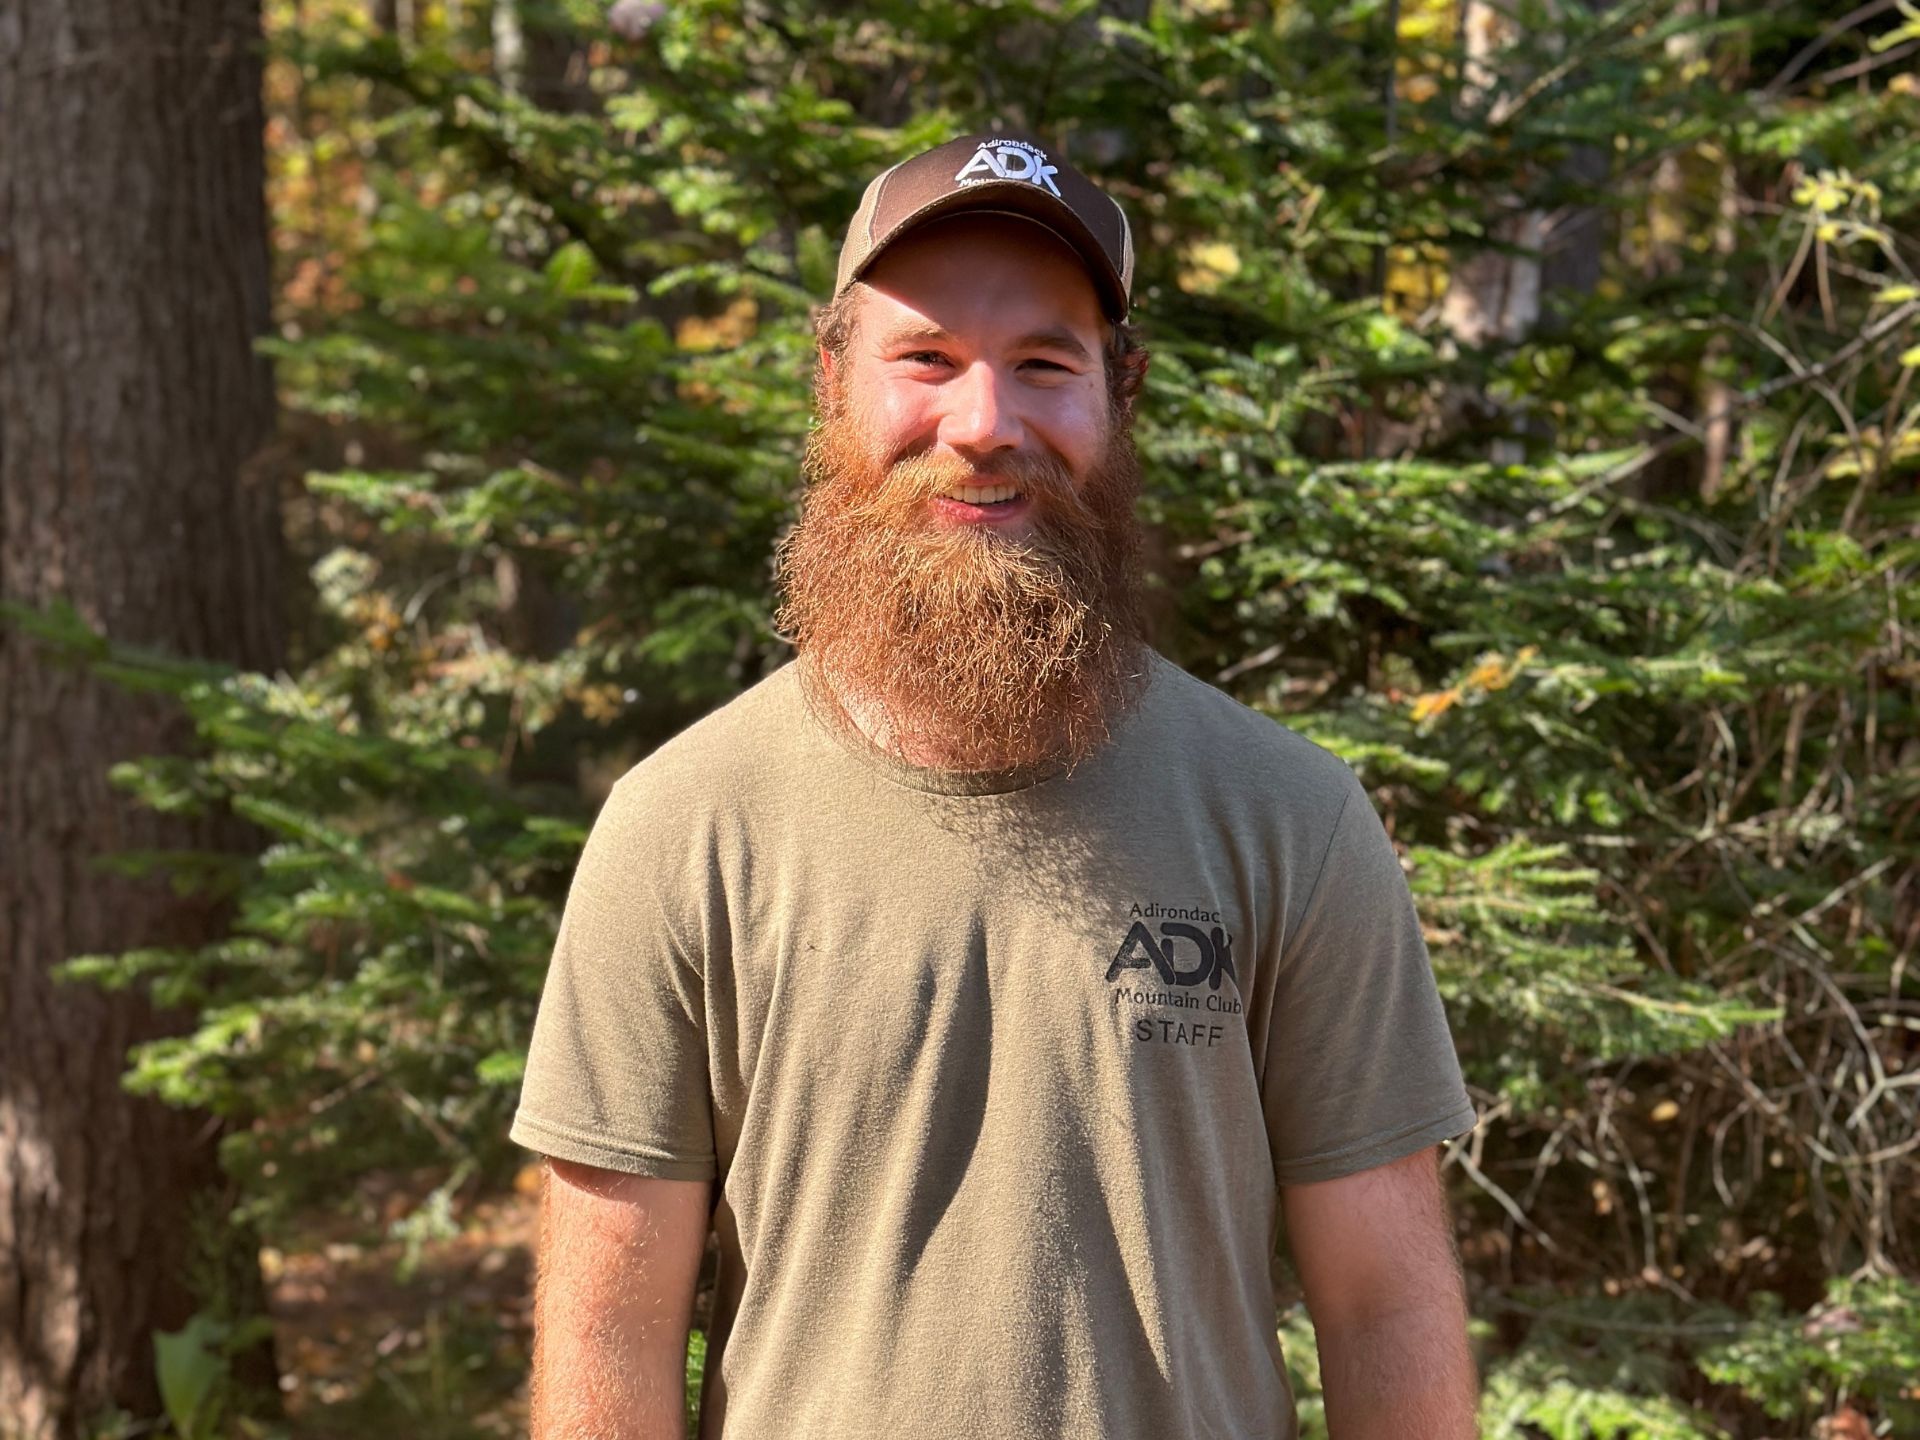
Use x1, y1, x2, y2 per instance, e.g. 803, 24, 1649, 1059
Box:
953, 138, 1063, 199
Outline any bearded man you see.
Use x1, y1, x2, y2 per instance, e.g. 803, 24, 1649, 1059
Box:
511, 134, 1480, 1440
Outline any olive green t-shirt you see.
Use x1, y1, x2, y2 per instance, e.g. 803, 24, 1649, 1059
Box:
510, 651, 1475, 1439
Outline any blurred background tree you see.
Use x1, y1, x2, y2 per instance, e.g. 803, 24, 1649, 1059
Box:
4, 0, 1917, 1436
0, 0, 283, 1433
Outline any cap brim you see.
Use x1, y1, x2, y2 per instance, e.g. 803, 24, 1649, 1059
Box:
847, 181, 1129, 321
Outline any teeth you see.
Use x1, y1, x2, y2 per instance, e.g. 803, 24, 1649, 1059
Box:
947, 484, 1019, 505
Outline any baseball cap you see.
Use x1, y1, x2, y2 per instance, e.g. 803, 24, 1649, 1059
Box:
834, 133, 1134, 321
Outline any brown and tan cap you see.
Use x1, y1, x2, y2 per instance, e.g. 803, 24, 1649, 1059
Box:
835, 133, 1134, 321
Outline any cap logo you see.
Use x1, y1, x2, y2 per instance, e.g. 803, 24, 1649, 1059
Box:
953, 139, 1062, 199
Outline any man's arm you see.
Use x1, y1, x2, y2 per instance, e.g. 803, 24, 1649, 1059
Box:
531, 1158, 711, 1439
1280, 1146, 1477, 1440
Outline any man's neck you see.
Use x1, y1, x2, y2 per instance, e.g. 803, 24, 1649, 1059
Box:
803, 650, 1142, 776
829, 675, 982, 771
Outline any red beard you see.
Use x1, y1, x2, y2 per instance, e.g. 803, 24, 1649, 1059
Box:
773, 395, 1148, 774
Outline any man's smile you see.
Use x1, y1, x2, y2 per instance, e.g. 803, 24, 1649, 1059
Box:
931, 487, 1032, 525
942, 482, 1020, 505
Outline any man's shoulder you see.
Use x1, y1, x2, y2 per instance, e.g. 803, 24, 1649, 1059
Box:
605, 661, 810, 810
1138, 651, 1362, 811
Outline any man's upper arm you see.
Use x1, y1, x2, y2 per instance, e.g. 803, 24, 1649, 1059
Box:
1280, 1146, 1461, 1327
1260, 765, 1476, 1187
511, 771, 718, 1182
539, 1158, 711, 1307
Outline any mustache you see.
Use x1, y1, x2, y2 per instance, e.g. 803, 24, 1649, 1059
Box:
889, 444, 1069, 488
829, 443, 1100, 533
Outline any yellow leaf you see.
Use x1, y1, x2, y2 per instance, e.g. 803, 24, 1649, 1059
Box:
674, 295, 759, 352
1176, 241, 1243, 296
1396, 9, 1445, 41
1410, 688, 1460, 722
1899, 345, 1920, 368
1794, 179, 1845, 212
1876, 284, 1918, 303
1400, 73, 1440, 104
574, 683, 625, 724
1794, 175, 1848, 213
1465, 655, 1507, 690
1651, 1100, 1681, 1123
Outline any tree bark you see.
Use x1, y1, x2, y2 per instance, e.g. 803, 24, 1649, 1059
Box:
0, 0, 283, 1434
1438, 0, 1614, 463
1648, 0, 1744, 502
369, 0, 410, 41
494, 0, 593, 112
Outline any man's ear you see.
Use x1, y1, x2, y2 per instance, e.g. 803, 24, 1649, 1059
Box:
818, 346, 836, 384
1117, 345, 1150, 415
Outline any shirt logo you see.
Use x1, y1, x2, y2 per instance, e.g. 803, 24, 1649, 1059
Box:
1105, 908, 1236, 991
953, 139, 1063, 198
1105, 903, 1243, 1049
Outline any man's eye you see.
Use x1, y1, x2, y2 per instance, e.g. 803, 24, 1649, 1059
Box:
900, 351, 949, 366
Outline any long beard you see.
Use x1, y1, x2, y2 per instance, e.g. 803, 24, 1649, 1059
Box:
773, 396, 1147, 773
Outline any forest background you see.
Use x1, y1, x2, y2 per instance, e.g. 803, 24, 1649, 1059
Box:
2, 0, 1918, 1437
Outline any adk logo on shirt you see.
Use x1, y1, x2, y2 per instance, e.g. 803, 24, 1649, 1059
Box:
953, 138, 1063, 198
1106, 902, 1242, 1049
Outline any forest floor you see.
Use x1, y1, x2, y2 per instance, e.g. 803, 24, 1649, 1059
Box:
266, 1168, 540, 1439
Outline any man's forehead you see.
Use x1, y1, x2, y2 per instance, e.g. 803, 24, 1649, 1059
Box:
852, 215, 1106, 344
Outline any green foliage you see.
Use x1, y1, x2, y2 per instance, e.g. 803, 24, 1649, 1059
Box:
154, 1314, 235, 1440
685, 1330, 707, 1435
38, 613, 581, 1228
1287, 1281, 1920, 1437
1698, 1277, 1920, 1432
1476, 1293, 1733, 1440
1471, 1280, 1920, 1439
1483, 1360, 1726, 1440
1277, 1305, 1327, 1439
390, 1164, 476, 1282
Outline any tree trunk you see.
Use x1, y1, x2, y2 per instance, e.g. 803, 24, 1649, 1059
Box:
0, 0, 283, 1434
1647, 0, 1743, 502
369, 0, 411, 41
1438, 0, 1613, 463
494, 0, 593, 112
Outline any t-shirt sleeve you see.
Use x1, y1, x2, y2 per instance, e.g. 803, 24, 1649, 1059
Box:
1261, 769, 1476, 1187
508, 776, 717, 1180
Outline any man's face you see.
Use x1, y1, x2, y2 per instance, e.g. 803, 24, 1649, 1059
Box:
826, 213, 1115, 542
774, 213, 1147, 774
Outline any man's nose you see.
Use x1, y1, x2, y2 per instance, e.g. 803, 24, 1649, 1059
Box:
936, 360, 1023, 454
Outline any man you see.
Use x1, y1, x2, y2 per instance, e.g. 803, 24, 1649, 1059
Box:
511, 133, 1480, 1439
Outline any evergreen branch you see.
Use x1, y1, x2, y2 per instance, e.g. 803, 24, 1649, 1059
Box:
1525, 300, 1920, 525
